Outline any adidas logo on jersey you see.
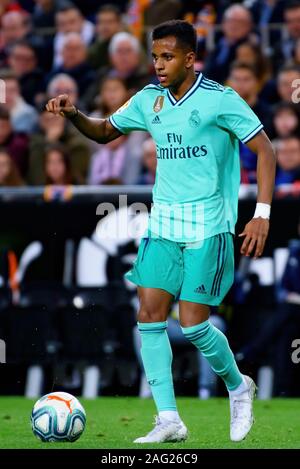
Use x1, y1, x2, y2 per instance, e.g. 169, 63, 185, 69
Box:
152, 115, 161, 124
194, 284, 207, 294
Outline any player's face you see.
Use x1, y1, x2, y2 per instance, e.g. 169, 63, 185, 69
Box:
152, 36, 194, 88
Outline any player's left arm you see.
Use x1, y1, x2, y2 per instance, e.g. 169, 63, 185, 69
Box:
239, 130, 276, 258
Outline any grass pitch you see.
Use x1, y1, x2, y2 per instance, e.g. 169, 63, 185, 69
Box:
0, 397, 299, 449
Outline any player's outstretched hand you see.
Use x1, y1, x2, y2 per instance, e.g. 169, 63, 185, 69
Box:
45, 94, 77, 117
239, 217, 269, 259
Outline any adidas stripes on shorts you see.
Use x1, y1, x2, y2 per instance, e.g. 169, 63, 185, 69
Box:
125, 232, 234, 306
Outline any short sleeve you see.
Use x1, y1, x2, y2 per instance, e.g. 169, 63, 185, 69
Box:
216, 87, 264, 143
109, 92, 148, 134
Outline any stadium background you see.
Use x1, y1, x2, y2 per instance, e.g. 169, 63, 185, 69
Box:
0, 0, 300, 406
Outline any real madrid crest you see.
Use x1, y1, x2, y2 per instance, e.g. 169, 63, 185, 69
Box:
153, 95, 164, 113
189, 110, 201, 127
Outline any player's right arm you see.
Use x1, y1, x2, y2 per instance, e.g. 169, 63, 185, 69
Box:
46, 94, 122, 144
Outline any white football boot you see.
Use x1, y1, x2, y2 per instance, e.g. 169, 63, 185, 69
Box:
134, 416, 188, 443
230, 375, 257, 442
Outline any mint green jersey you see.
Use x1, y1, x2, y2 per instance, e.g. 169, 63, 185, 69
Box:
109, 73, 263, 242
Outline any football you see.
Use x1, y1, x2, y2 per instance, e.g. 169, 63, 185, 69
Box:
31, 392, 86, 442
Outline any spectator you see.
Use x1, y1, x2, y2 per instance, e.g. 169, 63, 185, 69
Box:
228, 62, 272, 130
127, 0, 181, 42
0, 9, 30, 43
7, 39, 45, 105
46, 73, 79, 107
32, 0, 58, 29
53, 4, 94, 68
234, 42, 272, 87
0, 1, 23, 20
44, 142, 74, 185
144, 0, 181, 27
181, 0, 215, 20
92, 76, 131, 116
47, 33, 96, 96
87, 4, 123, 70
247, 0, 285, 27
0, 147, 24, 186
260, 63, 300, 105
228, 62, 272, 183
287, 37, 300, 67
88, 77, 147, 185
84, 31, 150, 109
88, 137, 127, 185
246, 0, 285, 44
0, 105, 29, 177
189, 2, 217, 63
0, 10, 31, 67
108, 31, 147, 77
126, 0, 151, 40
274, 135, 300, 185
30, 0, 58, 72
276, 64, 300, 103
0, 69, 39, 133
1, 9, 47, 65
138, 138, 157, 185
272, 0, 300, 72
271, 102, 300, 138
204, 4, 255, 83
28, 101, 90, 185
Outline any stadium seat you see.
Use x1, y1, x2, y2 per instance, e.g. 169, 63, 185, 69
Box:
3, 305, 58, 366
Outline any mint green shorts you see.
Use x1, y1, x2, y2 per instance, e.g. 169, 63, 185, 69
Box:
125, 233, 234, 306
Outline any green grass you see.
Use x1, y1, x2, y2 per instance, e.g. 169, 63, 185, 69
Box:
0, 397, 299, 449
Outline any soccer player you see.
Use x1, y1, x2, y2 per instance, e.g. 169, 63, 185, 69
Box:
46, 20, 276, 443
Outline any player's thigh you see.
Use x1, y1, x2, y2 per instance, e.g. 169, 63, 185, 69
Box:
137, 286, 174, 323
180, 232, 234, 307
125, 236, 184, 298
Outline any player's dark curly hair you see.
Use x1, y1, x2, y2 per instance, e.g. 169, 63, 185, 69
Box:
152, 20, 197, 53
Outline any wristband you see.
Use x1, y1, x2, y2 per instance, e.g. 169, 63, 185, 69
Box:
253, 202, 271, 219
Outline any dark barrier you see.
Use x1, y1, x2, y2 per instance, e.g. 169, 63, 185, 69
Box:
0, 186, 299, 251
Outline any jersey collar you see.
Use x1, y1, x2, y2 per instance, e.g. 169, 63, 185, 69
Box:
167, 72, 203, 107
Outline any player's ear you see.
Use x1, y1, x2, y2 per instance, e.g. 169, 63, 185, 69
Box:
185, 51, 195, 68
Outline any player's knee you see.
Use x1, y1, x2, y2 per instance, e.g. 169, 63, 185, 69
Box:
181, 320, 211, 343
137, 307, 166, 323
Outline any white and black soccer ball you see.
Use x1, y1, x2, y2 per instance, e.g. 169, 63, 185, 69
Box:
31, 392, 86, 442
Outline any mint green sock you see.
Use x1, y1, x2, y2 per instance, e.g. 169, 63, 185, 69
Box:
138, 321, 177, 411
181, 320, 242, 391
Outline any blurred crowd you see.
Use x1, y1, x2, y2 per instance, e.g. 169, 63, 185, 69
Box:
0, 0, 300, 189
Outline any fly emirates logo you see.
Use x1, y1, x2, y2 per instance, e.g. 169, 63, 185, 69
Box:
156, 133, 208, 160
